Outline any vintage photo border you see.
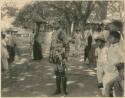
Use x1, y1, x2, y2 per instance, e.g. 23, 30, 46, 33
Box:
0, 0, 125, 97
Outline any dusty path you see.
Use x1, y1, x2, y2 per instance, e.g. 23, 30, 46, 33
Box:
1, 32, 99, 97
1, 51, 99, 97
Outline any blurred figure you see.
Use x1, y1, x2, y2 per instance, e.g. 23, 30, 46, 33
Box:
49, 26, 58, 63
83, 26, 92, 64
84, 34, 92, 64
1, 33, 9, 73
88, 25, 102, 67
102, 31, 124, 97
6, 32, 16, 64
52, 21, 68, 96
53, 43, 67, 95
49, 22, 69, 63
73, 28, 82, 56
95, 36, 108, 89
33, 30, 43, 60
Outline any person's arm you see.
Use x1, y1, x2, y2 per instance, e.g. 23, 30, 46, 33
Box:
112, 45, 124, 70
95, 48, 98, 58
116, 46, 124, 70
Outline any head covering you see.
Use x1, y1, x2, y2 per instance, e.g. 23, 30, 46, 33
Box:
95, 34, 105, 42
102, 19, 111, 25
110, 31, 121, 40
76, 28, 81, 31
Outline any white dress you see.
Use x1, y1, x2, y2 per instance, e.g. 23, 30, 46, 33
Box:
1, 39, 9, 70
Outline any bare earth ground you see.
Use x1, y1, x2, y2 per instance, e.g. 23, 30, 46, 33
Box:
1, 44, 100, 97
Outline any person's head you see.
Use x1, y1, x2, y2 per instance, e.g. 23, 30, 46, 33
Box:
1, 33, 6, 39
11, 32, 15, 36
95, 38, 106, 48
104, 24, 111, 31
108, 31, 121, 44
54, 23, 61, 30
76, 28, 80, 33
55, 20, 62, 29
96, 26, 102, 32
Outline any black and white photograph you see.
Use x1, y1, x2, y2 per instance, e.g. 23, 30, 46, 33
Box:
1, 0, 125, 97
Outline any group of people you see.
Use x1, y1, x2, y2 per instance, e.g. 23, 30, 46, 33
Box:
93, 23, 124, 96
1, 31, 17, 75
49, 19, 124, 97
1, 19, 124, 97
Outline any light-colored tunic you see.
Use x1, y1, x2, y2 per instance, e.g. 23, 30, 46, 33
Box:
1, 39, 9, 70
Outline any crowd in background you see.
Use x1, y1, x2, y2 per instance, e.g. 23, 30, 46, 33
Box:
49, 19, 124, 96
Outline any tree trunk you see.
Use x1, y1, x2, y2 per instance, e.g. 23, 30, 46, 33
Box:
81, 1, 94, 33
97, 1, 108, 20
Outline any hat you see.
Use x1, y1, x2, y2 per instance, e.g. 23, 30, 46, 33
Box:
102, 19, 111, 25
95, 35, 105, 42
109, 31, 121, 40
76, 28, 81, 31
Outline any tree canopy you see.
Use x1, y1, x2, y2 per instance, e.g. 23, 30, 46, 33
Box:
9, 1, 123, 36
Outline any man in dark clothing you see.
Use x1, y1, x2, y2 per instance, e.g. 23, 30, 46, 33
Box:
84, 34, 92, 63
33, 39, 43, 60
6, 32, 16, 64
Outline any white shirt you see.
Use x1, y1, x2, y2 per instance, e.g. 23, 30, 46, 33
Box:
104, 43, 123, 73
74, 33, 82, 44
95, 46, 108, 66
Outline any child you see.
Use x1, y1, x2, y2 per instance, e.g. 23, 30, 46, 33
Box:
95, 36, 108, 89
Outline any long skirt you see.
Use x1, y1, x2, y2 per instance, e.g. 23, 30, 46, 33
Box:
33, 41, 43, 60
7, 45, 15, 63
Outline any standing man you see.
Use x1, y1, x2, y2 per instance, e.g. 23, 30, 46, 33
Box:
95, 36, 108, 89
84, 25, 93, 65
53, 22, 68, 96
73, 28, 82, 56
6, 31, 16, 64
102, 31, 124, 97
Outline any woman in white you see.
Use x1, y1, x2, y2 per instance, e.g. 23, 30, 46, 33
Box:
1, 33, 9, 72
74, 29, 82, 56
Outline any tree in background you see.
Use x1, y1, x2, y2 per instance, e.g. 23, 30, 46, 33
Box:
12, 1, 95, 36
12, 1, 123, 37
1, 0, 18, 18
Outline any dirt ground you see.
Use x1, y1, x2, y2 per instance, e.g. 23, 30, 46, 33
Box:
1, 44, 101, 97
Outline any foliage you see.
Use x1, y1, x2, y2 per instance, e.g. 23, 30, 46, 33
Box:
1, 1, 18, 18
12, 1, 122, 35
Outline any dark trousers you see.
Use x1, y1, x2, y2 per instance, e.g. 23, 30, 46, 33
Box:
84, 45, 91, 61
7, 45, 15, 63
33, 41, 43, 60
55, 70, 67, 93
